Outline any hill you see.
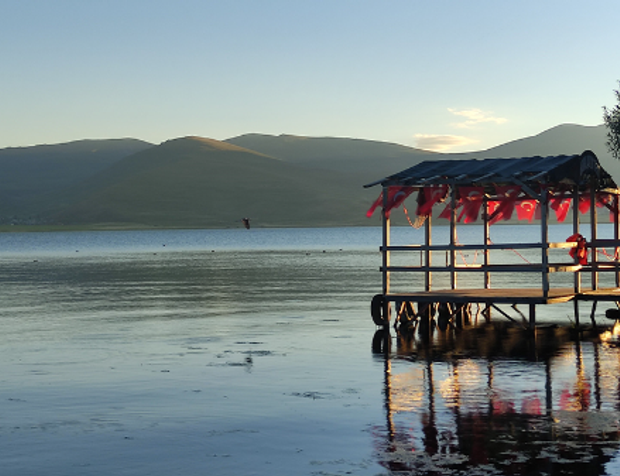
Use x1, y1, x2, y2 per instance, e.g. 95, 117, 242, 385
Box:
1, 124, 618, 229
0, 138, 153, 222
471, 124, 620, 183
46, 137, 372, 228
225, 133, 438, 182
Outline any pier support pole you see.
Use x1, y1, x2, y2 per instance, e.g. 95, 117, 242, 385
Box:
574, 299, 580, 327
573, 186, 581, 294
529, 303, 536, 330
382, 186, 391, 324
591, 187, 598, 291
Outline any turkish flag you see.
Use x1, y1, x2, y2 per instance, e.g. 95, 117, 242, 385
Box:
516, 200, 538, 222
416, 184, 448, 216
578, 194, 591, 214
490, 185, 521, 224
457, 186, 485, 223
366, 186, 414, 218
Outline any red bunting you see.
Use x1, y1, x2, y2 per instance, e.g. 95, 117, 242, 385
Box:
578, 194, 591, 214
489, 185, 522, 224
610, 196, 619, 222
457, 186, 485, 223
366, 186, 414, 218
597, 192, 613, 208
516, 200, 538, 222
549, 189, 571, 222
416, 184, 448, 216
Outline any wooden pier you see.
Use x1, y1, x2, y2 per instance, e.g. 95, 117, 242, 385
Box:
365, 150, 620, 329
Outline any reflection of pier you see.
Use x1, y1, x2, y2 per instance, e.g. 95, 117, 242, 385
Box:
365, 151, 620, 328
372, 324, 620, 475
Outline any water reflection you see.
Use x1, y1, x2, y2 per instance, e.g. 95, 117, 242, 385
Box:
372, 324, 620, 475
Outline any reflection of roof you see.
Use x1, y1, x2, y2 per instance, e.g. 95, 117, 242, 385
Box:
365, 150, 618, 191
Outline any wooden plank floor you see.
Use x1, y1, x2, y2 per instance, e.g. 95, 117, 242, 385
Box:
386, 287, 620, 305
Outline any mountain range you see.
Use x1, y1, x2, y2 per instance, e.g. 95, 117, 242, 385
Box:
0, 124, 616, 229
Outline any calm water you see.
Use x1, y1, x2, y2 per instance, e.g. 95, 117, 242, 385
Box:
1, 226, 620, 475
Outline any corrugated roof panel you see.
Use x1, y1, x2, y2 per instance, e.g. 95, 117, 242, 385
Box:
365, 151, 617, 191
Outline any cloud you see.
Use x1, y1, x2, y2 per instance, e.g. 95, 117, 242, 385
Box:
414, 134, 478, 152
448, 108, 507, 129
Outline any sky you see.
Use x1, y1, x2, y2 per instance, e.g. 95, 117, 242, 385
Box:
2, 0, 620, 152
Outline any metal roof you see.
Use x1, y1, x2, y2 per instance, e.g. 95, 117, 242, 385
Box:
364, 150, 617, 191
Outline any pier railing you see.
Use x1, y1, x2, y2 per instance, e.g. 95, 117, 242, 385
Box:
380, 238, 620, 299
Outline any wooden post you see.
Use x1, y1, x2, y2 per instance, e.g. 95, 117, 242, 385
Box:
540, 187, 550, 299
450, 184, 457, 289
574, 299, 580, 327
382, 186, 391, 323
529, 303, 536, 329
425, 212, 432, 291
573, 186, 581, 293
382, 186, 390, 298
483, 195, 490, 289
590, 187, 598, 291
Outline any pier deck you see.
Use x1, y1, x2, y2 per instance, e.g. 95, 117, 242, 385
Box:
385, 287, 620, 306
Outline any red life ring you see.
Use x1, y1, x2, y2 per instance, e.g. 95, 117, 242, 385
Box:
567, 233, 588, 265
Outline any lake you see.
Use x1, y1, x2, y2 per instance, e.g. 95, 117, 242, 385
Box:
1, 225, 620, 475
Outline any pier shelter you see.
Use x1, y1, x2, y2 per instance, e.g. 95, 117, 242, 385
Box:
365, 150, 620, 329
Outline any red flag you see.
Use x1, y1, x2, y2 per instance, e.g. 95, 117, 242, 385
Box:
549, 195, 571, 223
457, 186, 484, 223
549, 189, 571, 223
490, 185, 521, 224
610, 195, 619, 222
578, 194, 591, 214
487, 200, 500, 218
416, 185, 448, 216
366, 186, 414, 218
438, 202, 453, 220
516, 200, 538, 222
597, 192, 613, 208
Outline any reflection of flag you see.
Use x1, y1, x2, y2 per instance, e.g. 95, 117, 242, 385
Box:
416, 185, 448, 216
366, 186, 414, 218
457, 187, 484, 223
490, 185, 521, 224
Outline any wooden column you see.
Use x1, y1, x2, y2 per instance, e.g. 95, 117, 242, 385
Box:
450, 184, 457, 289
483, 195, 490, 289
573, 186, 581, 293
382, 185, 390, 297
540, 187, 550, 299
425, 213, 432, 291
590, 187, 598, 291
573, 186, 581, 326
529, 303, 536, 330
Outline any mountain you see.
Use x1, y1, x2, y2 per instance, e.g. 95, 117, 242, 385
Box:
1, 124, 618, 229
225, 133, 438, 182
46, 137, 371, 228
471, 124, 620, 183
0, 138, 153, 220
